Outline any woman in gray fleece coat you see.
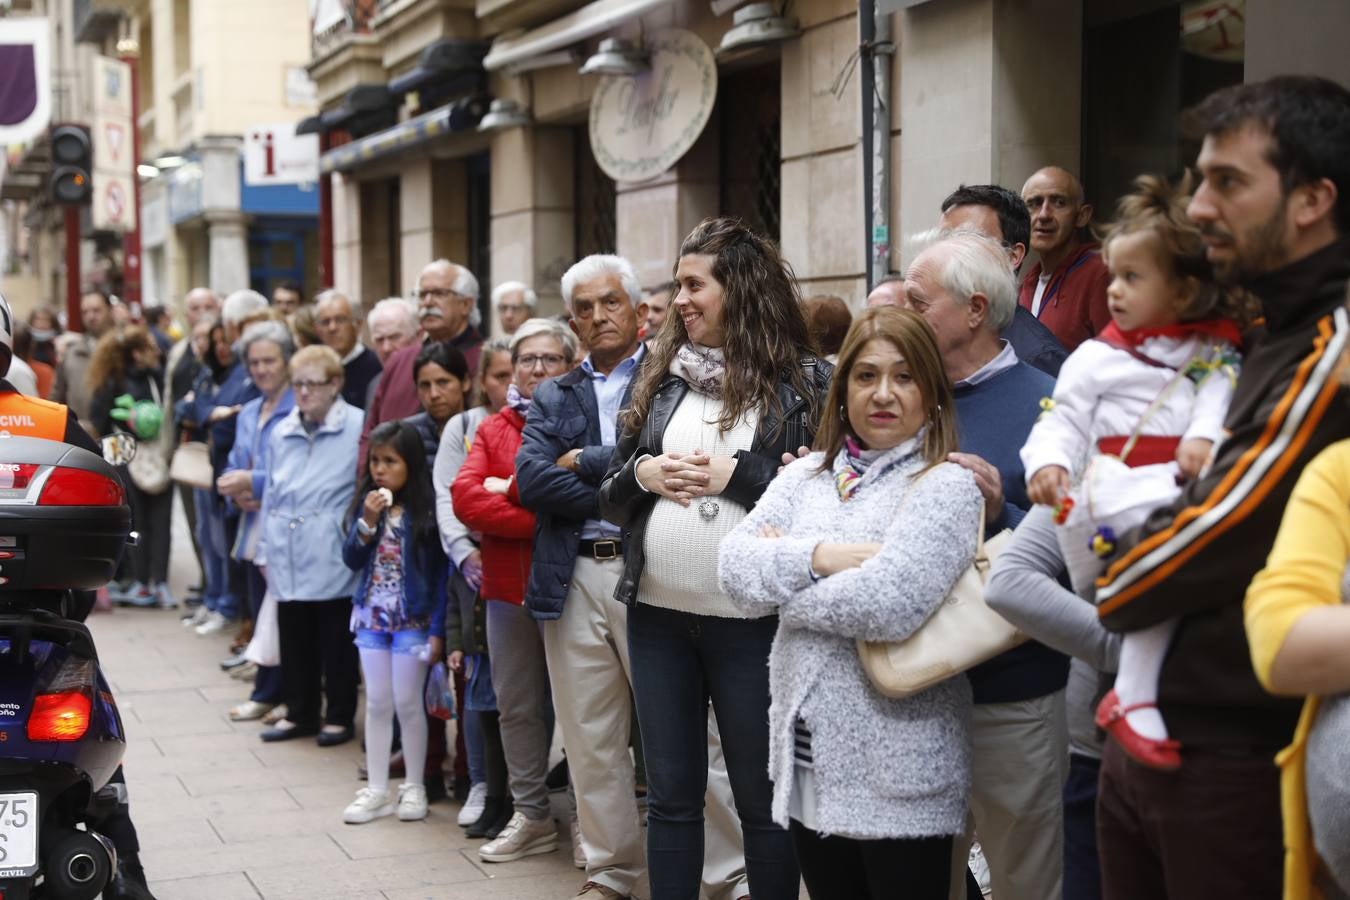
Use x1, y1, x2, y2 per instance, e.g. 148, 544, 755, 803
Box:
720, 308, 981, 899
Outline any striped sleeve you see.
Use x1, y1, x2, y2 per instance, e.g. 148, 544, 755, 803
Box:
1097, 307, 1350, 631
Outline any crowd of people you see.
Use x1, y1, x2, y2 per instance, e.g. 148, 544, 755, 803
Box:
12, 74, 1350, 900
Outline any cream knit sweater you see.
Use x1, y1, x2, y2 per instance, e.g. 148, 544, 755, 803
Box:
639, 389, 759, 618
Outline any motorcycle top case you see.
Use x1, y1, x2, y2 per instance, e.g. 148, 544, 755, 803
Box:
0, 437, 131, 591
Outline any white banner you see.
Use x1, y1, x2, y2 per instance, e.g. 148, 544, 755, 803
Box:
243, 123, 319, 186
0, 18, 52, 146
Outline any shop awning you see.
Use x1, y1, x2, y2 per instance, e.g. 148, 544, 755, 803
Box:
295, 114, 323, 136
389, 39, 490, 94
482, 0, 667, 71
319, 96, 487, 174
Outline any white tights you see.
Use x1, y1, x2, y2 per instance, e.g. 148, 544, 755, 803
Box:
359, 647, 429, 794
1113, 618, 1178, 741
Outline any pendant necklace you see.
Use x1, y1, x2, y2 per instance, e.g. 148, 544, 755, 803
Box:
698, 392, 722, 522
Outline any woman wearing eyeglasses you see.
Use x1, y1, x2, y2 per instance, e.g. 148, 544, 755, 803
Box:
256, 344, 364, 747
452, 318, 576, 861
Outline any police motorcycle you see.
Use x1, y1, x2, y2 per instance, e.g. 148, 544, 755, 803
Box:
0, 433, 137, 900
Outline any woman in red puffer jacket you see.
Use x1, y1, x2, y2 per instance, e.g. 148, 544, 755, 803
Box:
451, 318, 575, 850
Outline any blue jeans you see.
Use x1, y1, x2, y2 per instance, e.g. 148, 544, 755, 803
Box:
194, 490, 239, 620
628, 602, 799, 900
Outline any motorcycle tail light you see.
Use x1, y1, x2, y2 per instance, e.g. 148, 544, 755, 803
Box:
0, 463, 40, 491
38, 467, 124, 506
27, 690, 92, 741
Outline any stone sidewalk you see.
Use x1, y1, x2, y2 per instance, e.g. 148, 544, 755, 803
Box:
88, 603, 582, 900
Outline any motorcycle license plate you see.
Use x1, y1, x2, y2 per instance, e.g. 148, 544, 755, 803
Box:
0, 791, 38, 876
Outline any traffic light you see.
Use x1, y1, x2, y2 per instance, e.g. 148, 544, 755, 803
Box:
49, 125, 92, 205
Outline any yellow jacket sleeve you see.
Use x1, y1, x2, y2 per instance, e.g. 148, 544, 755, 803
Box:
1245, 438, 1350, 900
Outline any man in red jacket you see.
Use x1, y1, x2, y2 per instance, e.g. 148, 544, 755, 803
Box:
1018, 166, 1112, 350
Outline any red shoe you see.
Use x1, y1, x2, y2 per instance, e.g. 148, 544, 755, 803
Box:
1095, 689, 1182, 771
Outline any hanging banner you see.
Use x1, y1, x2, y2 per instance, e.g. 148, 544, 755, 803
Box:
243, 122, 319, 186
589, 29, 717, 184
91, 55, 135, 233
0, 18, 52, 146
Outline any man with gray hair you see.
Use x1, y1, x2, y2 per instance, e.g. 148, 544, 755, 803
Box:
492, 281, 536, 337
315, 289, 381, 410
903, 227, 1067, 900
367, 297, 420, 366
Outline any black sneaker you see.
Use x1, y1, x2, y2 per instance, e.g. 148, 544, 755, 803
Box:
546, 758, 569, 792
104, 852, 157, 900
464, 796, 501, 838
483, 799, 515, 840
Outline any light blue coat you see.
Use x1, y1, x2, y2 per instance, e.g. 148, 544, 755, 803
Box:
259, 398, 363, 601
225, 388, 295, 563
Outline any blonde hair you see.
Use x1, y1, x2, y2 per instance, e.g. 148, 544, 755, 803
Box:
288, 344, 343, 383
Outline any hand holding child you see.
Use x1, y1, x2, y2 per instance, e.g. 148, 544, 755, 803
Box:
1028, 465, 1070, 508
1175, 438, 1214, 480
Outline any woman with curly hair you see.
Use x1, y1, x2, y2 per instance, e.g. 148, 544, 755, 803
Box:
87, 325, 174, 607
599, 217, 832, 899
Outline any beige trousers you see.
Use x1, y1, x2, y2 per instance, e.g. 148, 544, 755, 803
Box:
949, 690, 1069, 900
543, 556, 748, 898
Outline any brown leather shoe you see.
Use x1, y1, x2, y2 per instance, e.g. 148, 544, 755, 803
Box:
575, 882, 625, 899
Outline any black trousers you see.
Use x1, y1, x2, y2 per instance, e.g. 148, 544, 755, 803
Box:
277, 598, 358, 730
790, 820, 952, 900
126, 481, 172, 585
1097, 740, 1283, 900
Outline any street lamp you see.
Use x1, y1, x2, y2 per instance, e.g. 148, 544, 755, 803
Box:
477, 99, 531, 132
716, 3, 800, 57
579, 38, 650, 77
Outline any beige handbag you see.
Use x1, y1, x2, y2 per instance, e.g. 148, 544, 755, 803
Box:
857, 502, 1025, 699
169, 441, 214, 490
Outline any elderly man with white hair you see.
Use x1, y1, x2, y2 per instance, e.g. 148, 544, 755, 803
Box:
367, 297, 420, 366
492, 281, 536, 337
902, 227, 1068, 900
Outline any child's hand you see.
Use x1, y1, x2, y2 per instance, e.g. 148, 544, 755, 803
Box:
448, 650, 465, 672
483, 475, 513, 496
1176, 438, 1214, 479
362, 489, 389, 526
1028, 466, 1070, 507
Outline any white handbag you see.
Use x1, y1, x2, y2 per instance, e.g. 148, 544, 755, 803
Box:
857, 502, 1026, 699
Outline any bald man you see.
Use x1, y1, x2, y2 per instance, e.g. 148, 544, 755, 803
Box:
1019, 167, 1111, 351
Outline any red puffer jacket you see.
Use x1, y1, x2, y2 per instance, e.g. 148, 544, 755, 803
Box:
451, 407, 534, 605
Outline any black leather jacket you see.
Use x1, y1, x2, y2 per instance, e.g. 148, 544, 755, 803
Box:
598, 357, 833, 607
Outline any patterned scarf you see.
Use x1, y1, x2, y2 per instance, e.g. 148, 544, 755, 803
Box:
670, 343, 727, 397
833, 436, 885, 501
506, 383, 532, 416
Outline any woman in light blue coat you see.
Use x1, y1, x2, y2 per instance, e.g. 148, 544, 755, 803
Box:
215, 320, 295, 721
257, 344, 365, 747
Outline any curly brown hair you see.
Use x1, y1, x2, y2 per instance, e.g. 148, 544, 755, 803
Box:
1100, 173, 1258, 327
86, 325, 157, 395
623, 217, 818, 435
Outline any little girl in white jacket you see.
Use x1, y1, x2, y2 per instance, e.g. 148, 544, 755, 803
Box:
1021, 174, 1250, 771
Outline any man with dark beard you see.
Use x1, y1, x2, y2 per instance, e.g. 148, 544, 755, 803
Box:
1092, 76, 1350, 900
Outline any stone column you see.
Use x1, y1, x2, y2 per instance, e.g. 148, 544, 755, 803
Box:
197, 135, 249, 294
488, 125, 576, 321
399, 158, 469, 285
331, 170, 363, 298
204, 211, 249, 295
897, 0, 1082, 260
615, 123, 720, 290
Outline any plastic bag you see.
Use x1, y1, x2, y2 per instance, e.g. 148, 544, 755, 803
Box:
425, 661, 456, 721
243, 591, 280, 667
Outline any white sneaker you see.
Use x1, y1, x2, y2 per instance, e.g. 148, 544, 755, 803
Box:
570, 819, 586, 869
343, 787, 395, 824
183, 606, 210, 627
397, 782, 428, 821
457, 781, 488, 826
195, 611, 228, 636
479, 811, 558, 862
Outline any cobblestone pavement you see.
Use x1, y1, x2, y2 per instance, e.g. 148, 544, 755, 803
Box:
85, 500, 584, 899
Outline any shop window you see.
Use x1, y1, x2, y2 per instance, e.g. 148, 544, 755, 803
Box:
575, 127, 617, 258
1082, 1, 1243, 214
719, 63, 781, 242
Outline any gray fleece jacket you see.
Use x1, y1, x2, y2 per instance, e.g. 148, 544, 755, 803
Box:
719, 443, 981, 839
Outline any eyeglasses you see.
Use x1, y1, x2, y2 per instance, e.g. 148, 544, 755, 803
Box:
416, 288, 467, 301
315, 315, 352, 329
515, 353, 567, 370
293, 378, 335, 392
